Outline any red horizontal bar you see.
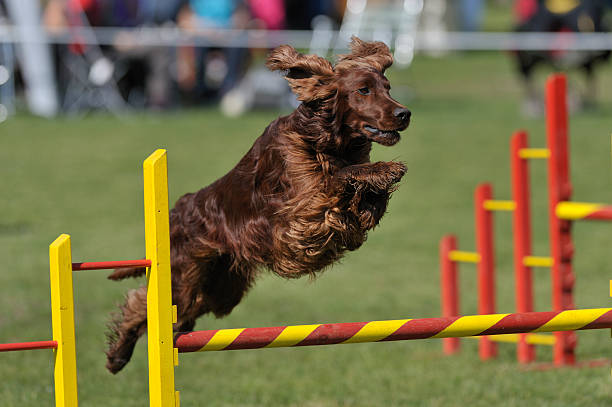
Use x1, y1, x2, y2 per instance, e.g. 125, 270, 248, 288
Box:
0, 340, 58, 352
586, 207, 612, 221
72, 259, 151, 271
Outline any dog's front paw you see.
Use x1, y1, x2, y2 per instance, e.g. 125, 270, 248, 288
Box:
335, 161, 406, 191
357, 161, 406, 191
384, 161, 407, 186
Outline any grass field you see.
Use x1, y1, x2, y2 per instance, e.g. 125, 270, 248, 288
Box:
1, 50, 612, 406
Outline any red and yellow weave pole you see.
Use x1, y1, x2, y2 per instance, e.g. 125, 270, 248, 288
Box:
475, 183, 496, 360
510, 130, 535, 364
439, 74, 609, 367
439, 183, 512, 361
440, 235, 459, 354
546, 74, 576, 366
174, 308, 612, 353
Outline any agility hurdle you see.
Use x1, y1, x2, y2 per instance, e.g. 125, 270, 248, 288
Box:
440, 73, 612, 366
0, 236, 80, 407
0, 150, 177, 407
18, 147, 610, 407
4, 112, 606, 405
142, 152, 612, 407
0, 244, 152, 407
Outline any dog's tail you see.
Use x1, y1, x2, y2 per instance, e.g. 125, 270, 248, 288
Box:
108, 267, 146, 281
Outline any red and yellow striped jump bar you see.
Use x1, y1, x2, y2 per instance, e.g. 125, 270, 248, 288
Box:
556, 202, 612, 221
175, 308, 612, 353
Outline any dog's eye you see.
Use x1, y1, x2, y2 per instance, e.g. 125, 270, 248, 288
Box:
357, 87, 370, 96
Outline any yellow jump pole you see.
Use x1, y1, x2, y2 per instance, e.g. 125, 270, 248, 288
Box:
49, 234, 79, 407
144, 149, 179, 407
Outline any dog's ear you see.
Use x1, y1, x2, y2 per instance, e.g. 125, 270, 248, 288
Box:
266, 45, 335, 102
337, 36, 393, 73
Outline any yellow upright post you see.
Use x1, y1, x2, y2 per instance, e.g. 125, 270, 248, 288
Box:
144, 149, 178, 407
49, 234, 79, 407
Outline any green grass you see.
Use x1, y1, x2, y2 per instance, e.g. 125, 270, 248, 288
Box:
1, 51, 612, 406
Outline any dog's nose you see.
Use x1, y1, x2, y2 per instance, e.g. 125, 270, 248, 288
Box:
394, 107, 411, 123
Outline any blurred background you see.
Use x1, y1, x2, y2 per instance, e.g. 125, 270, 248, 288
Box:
2, 1, 612, 406
1, 0, 612, 119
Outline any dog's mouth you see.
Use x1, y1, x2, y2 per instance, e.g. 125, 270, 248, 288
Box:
363, 125, 403, 146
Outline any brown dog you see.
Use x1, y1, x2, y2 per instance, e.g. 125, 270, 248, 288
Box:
105, 37, 411, 373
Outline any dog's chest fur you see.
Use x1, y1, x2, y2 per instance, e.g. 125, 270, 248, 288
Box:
256, 121, 373, 277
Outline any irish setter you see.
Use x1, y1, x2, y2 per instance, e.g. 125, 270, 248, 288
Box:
105, 36, 411, 373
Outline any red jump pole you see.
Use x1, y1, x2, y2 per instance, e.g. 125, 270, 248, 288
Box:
0, 340, 58, 352
440, 235, 460, 354
475, 183, 496, 360
546, 74, 576, 366
72, 259, 151, 271
510, 130, 535, 364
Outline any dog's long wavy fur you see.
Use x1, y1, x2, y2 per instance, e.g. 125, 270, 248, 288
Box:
105, 37, 411, 373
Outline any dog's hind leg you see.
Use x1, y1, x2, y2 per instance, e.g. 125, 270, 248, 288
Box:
106, 260, 205, 373
106, 286, 148, 374
173, 265, 255, 337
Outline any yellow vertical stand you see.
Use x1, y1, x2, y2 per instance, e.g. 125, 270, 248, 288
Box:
144, 149, 179, 407
49, 234, 79, 407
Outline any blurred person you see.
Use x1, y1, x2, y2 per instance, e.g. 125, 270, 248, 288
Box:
457, 0, 484, 31
219, 0, 345, 116
44, 0, 181, 110
513, 0, 611, 115
431, 0, 484, 32
217, 0, 286, 116
110, 0, 184, 108
176, 0, 251, 103
284, 0, 343, 30
247, 0, 285, 29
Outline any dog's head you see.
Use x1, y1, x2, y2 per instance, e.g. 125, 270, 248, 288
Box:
266, 36, 410, 147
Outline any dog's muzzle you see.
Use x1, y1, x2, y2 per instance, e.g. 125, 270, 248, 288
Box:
363, 126, 400, 146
